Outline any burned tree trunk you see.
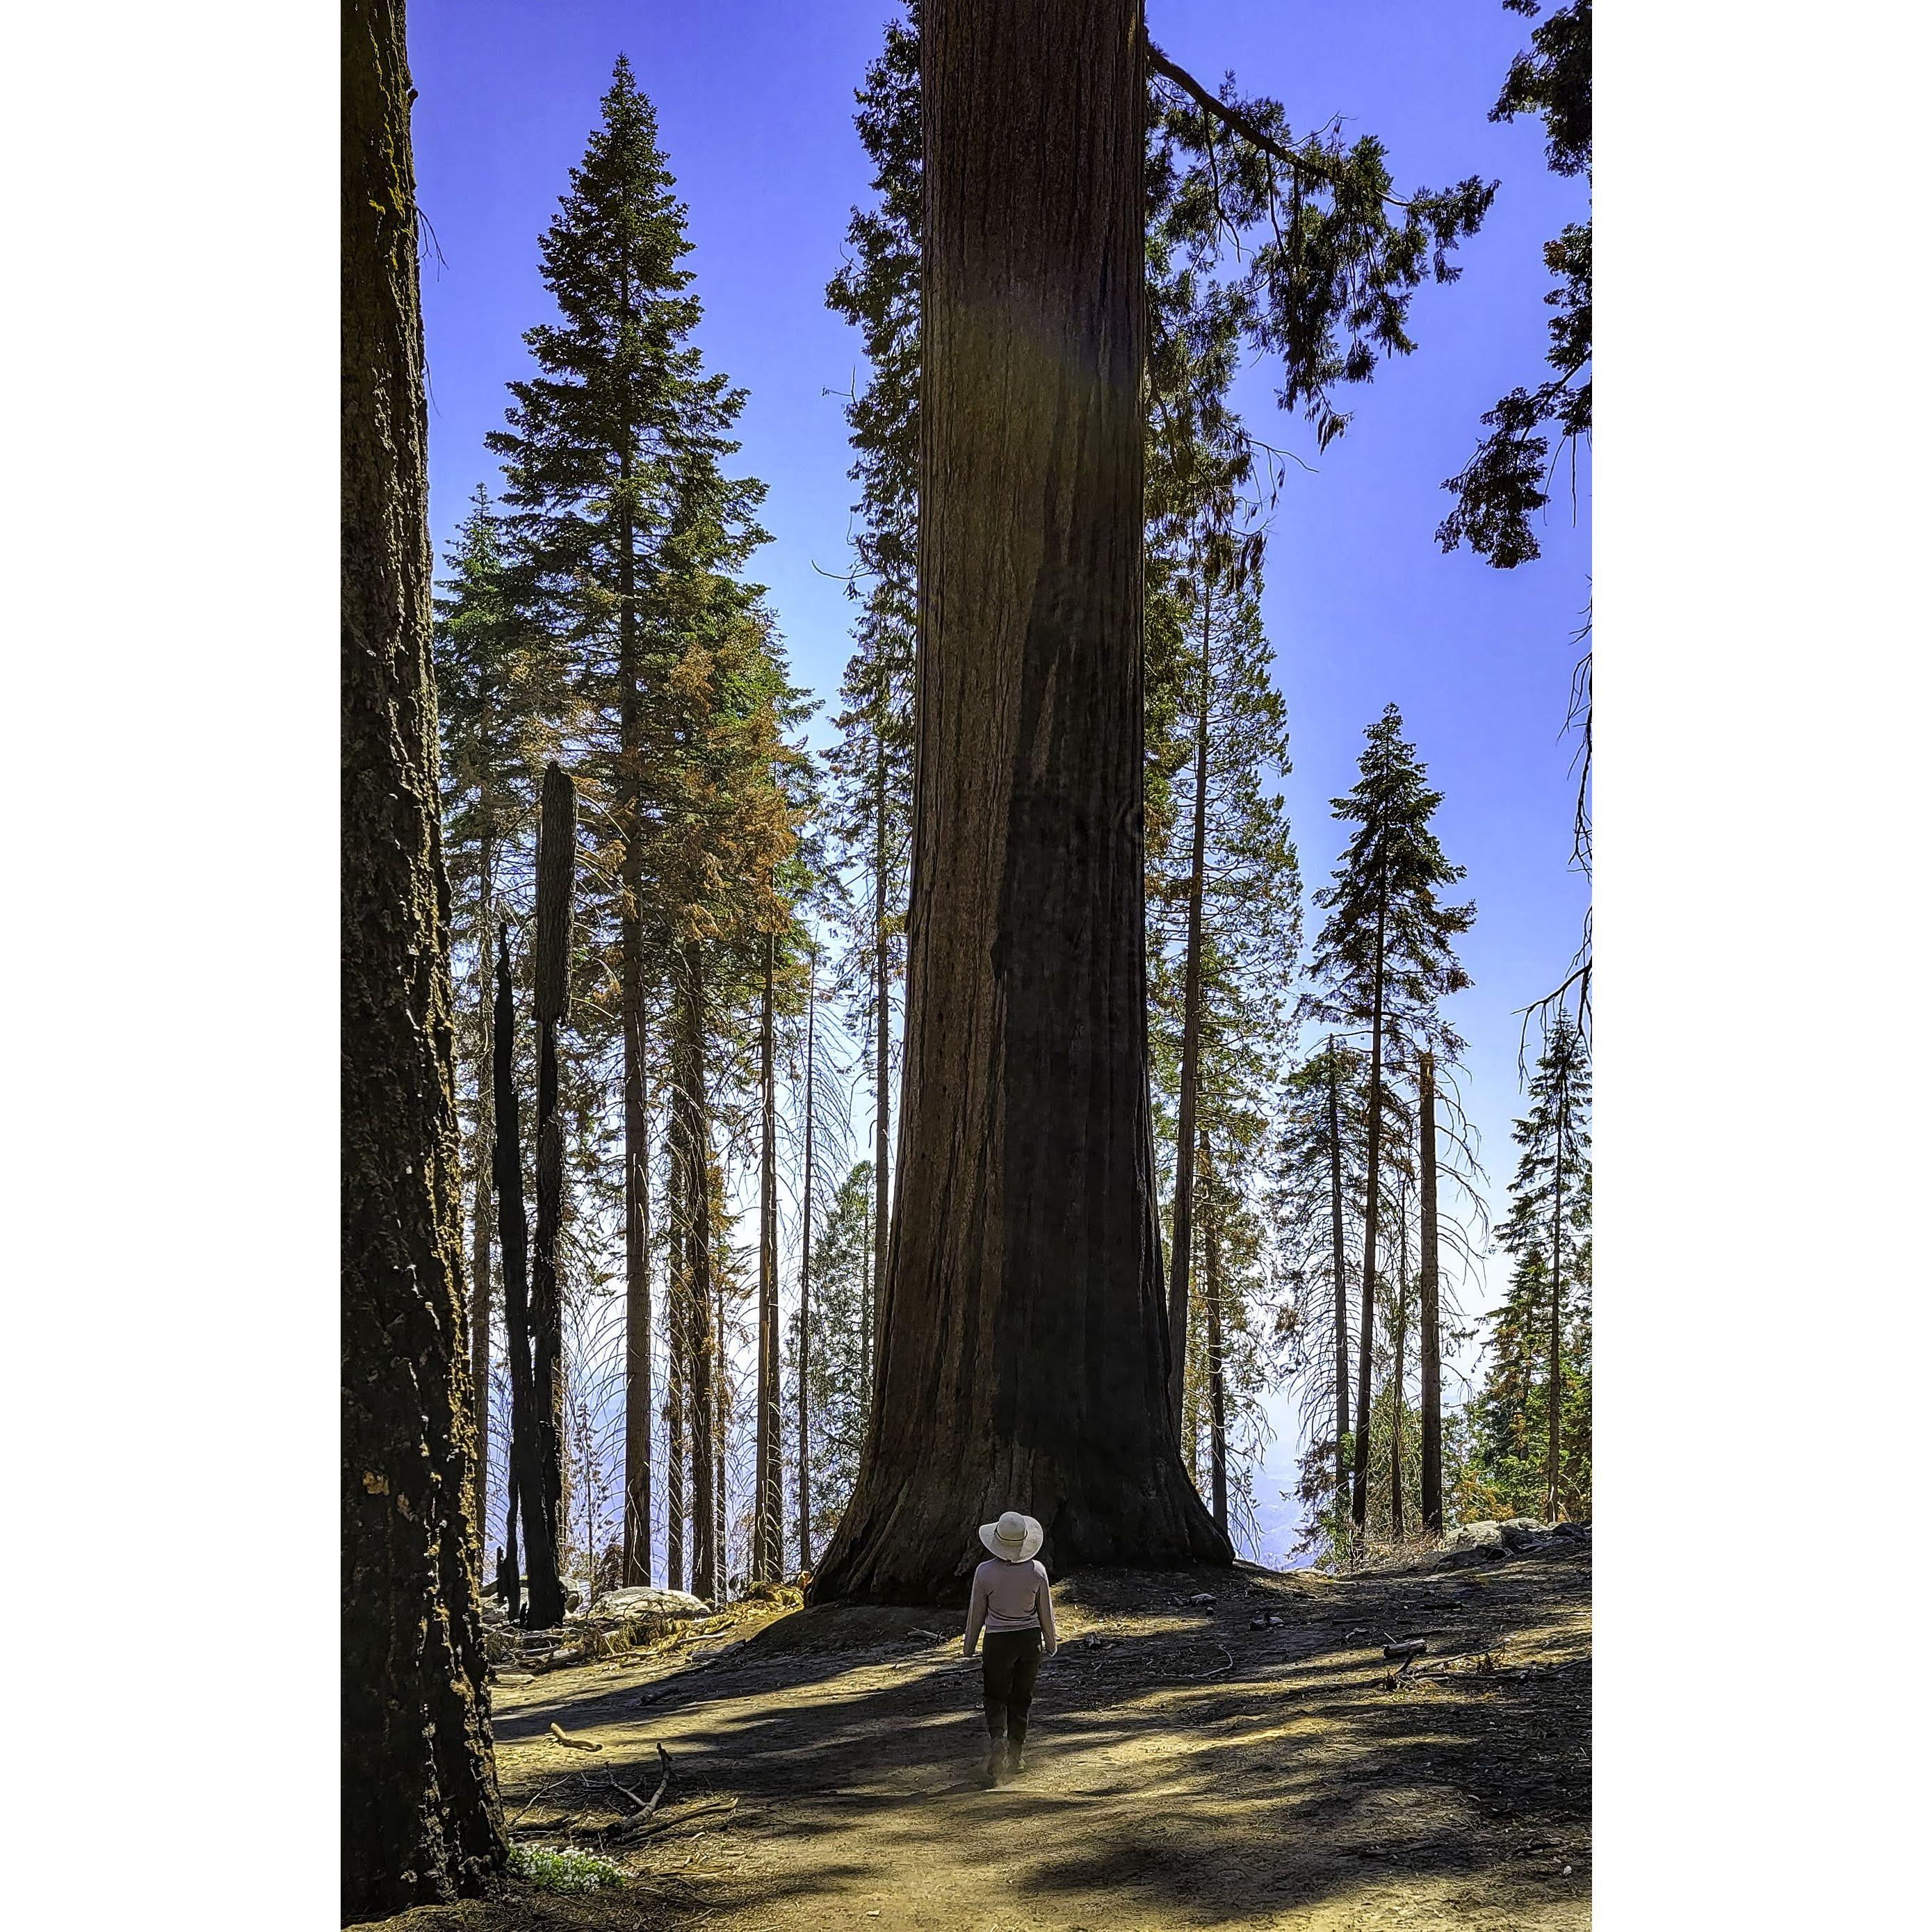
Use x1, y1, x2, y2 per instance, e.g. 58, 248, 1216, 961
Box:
1418, 1050, 1443, 1536
493, 930, 546, 1625
523, 762, 576, 1627
811, 0, 1227, 1602
341, 0, 503, 1911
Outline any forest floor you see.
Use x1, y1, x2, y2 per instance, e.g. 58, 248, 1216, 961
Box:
375, 1541, 1590, 1931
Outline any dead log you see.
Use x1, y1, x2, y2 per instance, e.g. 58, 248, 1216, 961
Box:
548, 1722, 602, 1753
1382, 1638, 1428, 1660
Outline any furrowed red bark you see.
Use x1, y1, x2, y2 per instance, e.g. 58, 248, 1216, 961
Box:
1418, 1050, 1443, 1536
342, 0, 504, 1910
811, 0, 1227, 1602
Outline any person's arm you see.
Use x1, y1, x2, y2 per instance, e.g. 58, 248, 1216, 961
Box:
1038, 1567, 1058, 1657
963, 1566, 989, 1657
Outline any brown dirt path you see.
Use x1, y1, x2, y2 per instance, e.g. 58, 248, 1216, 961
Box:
372, 1548, 1590, 1931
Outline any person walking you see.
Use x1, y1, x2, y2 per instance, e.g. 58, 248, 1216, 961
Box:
963, 1510, 1058, 1786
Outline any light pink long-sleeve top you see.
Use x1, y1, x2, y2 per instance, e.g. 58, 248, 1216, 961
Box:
962, 1557, 1057, 1657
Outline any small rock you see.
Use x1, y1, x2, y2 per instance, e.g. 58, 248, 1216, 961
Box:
1186, 1592, 1216, 1606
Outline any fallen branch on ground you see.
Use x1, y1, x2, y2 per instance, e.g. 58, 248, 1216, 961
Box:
599, 1743, 673, 1839
549, 1722, 603, 1752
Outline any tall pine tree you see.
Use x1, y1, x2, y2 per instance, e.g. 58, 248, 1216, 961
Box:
1304, 706, 1473, 1539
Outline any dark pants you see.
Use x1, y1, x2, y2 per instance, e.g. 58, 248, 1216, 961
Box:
980, 1627, 1043, 1745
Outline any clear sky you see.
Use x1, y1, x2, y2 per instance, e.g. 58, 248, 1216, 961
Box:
409, 0, 1591, 1566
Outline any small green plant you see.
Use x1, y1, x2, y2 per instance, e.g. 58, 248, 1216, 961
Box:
506, 1841, 626, 1893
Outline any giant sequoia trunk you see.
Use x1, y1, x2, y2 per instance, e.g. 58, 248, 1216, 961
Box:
341, 1, 504, 1912
1418, 1050, 1443, 1536
811, 0, 1228, 1602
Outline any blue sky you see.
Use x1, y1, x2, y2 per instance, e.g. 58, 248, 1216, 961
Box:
410, 0, 1591, 1566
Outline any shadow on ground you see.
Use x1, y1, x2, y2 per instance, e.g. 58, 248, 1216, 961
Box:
368, 1550, 1591, 1931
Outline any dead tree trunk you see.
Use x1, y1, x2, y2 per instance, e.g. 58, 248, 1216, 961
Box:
1418, 1050, 1443, 1536
341, 0, 504, 1908
755, 932, 780, 1581
1166, 576, 1214, 1429
494, 930, 546, 1626
797, 950, 817, 1573
1326, 1039, 1351, 1529
811, 0, 1227, 1602
523, 762, 576, 1627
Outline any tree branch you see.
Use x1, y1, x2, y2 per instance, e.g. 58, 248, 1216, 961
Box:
1146, 38, 1418, 213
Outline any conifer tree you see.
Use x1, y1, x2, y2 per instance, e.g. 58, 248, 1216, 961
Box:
788, 1161, 876, 1556
1495, 1011, 1591, 1518
1304, 706, 1474, 1537
1438, 1, 1591, 569
487, 56, 768, 1590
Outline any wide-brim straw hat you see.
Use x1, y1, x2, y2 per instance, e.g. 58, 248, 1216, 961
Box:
979, 1510, 1044, 1562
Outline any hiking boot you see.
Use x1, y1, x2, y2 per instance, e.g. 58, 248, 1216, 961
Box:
982, 1739, 1007, 1787
1007, 1742, 1027, 1774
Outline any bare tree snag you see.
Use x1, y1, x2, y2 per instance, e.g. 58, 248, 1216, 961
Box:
524, 762, 576, 1626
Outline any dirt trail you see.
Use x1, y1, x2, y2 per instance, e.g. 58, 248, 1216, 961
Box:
374, 1547, 1590, 1931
